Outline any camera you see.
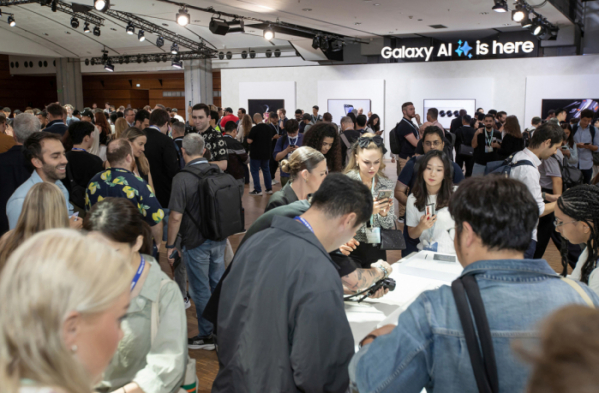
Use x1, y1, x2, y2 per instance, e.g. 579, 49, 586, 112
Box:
367, 277, 396, 296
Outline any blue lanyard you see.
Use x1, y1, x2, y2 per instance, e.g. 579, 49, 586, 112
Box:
294, 216, 314, 233
130, 255, 146, 292
288, 136, 298, 146
71, 147, 86, 152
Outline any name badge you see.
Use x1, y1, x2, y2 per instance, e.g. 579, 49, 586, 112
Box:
365, 227, 381, 244
485, 145, 494, 153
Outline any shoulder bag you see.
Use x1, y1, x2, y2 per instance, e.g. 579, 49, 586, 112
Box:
379, 221, 407, 251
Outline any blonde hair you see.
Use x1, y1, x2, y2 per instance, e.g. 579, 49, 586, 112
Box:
280, 146, 325, 181
343, 132, 387, 178
114, 118, 129, 139
0, 229, 132, 393
0, 182, 70, 268
121, 127, 150, 176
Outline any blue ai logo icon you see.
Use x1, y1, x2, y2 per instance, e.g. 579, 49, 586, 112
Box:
455, 40, 473, 58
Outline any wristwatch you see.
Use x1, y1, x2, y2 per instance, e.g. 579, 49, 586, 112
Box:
374, 262, 389, 278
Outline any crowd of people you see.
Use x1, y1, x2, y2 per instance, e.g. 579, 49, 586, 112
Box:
1, 98, 599, 393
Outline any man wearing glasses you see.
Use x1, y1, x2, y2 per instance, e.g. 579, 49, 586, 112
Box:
395, 126, 464, 256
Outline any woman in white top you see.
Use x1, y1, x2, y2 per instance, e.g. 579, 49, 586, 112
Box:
406, 150, 456, 254
0, 230, 132, 393
556, 185, 599, 296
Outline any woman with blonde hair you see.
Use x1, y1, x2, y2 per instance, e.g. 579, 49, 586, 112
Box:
0, 229, 132, 393
0, 182, 70, 267
121, 127, 155, 191
343, 133, 396, 267
114, 118, 129, 139
265, 146, 327, 212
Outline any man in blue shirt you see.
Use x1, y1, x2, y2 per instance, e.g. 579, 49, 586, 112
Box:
7, 132, 78, 229
43, 103, 68, 136
573, 109, 599, 184
350, 176, 599, 393
273, 119, 303, 187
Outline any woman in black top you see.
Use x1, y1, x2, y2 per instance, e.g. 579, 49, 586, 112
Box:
367, 114, 381, 135
497, 115, 525, 160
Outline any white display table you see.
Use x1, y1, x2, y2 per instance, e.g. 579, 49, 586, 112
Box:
345, 251, 463, 348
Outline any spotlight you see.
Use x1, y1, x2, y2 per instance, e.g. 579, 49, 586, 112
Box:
263, 25, 274, 40
226, 51, 232, 60
312, 35, 321, 49
547, 27, 559, 40
104, 61, 114, 72
531, 18, 545, 35
136, 56, 142, 63
93, 26, 101, 36
91, 58, 96, 65
241, 50, 248, 59
70, 17, 79, 28
138, 30, 145, 42
84, 58, 89, 66
118, 57, 123, 64
126, 22, 134, 35
227, 19, 245, 34
156, 36, 164, 47
51, 0, 57, 12
124, 56, 130, 64
176, 6, 189, 26
249, 50, 256, 59
83, 22, 90, 33
331, 39, 344, 52
265, 49, 272, 58
274, 49, 281, 57
492, 0, 508, 13
521, 14, 533, 28
171, 42, 179, 55
8, 15, 15, 27
218, 52, 224, 60
172, 59, 183, 69
512, 4, 526, 22
143, 56, 148, 63
94, 0, 110, 12
161, 54, 168, 62
209, 18, 229, 35
320, 36, 330, 51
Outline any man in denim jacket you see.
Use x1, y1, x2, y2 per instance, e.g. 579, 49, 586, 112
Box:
349, 176, 599, 393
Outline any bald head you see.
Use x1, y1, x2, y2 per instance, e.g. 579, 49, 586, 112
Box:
106, 138, 133, 169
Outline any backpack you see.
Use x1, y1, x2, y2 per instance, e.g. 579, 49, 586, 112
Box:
556, 155, 584, 191
65, 163, 86, 209
181, 165, 244, 241
484, 154, 535, 176
389, 122, 402, 155
572, 124, 599, 165
173, 140, 185, 170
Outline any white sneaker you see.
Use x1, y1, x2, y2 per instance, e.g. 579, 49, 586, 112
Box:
272, 180, 279, 185
183, 297, 191, 309
249, 190, 263, 196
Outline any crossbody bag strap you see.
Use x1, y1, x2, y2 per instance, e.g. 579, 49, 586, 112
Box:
340, 133, 351, 149
560, 277, 596, 308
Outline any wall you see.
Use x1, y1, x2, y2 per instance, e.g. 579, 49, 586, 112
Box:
0, 55, 57, 110
221, 54, 599, 152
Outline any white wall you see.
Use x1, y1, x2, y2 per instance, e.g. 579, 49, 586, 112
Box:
222, 54, 599, 152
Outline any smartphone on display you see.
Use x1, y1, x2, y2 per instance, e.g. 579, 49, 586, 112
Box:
426, 203, 436, 217
376, 190, 392, 200
344, 104, 354, 115
433, 254, 456, 263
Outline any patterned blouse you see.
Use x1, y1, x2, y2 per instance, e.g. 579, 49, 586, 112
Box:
200, 127, 228, 162
85, 168, 165, 226
345, 169, 397, 243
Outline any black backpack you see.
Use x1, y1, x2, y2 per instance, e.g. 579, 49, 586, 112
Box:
484, 154, 535, 176
556, 155, 584, 191
389, 122, 402, 155
182, 165, 245, 241
66, 163, 86, 209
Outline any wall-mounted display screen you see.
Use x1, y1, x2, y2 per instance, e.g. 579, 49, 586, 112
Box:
423, 99, 476, 129
248, 99, 285, 118
542, 99, 599, 122
327, 99, 372, 124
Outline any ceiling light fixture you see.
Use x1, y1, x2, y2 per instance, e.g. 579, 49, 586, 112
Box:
126, 22, 134, 35
512, 4, 526, 22
51, 0, 57, 12
170, 42, 179, 55
532, 20, 545, 36
218, 52, 224, 60
492, 0, 508, 13
156, 36, 164, 47
84, 58, 89, 66
93, 26, 101, 36
263, 25, 274, 40
70, 17, 79, 28
226, 51, 233, 59
320, 36, 330, 51
265, 49, 272, 58
209, 18, 229, 35
83, 22, 90, 33
312, 35, 321, 49
176, 6, 190, 26
241, 50, 248, 59
104, 61, 114, 72
172, 59, 183, 69
8, 15, 15, 27
274, 49, 281, 57
249, 50, 256, 59
227, 19, 245, 34
331, 39, 344, 52
94, 0, 110, 12
138, 30, 145, 41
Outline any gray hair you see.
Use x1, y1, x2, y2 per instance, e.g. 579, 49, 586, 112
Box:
340, 116, 353, 126
182, 133, 205, 157
124, 108, 134, 116
13, 113, 41, 143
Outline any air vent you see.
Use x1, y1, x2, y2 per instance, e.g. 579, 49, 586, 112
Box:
429, 24, 448, 29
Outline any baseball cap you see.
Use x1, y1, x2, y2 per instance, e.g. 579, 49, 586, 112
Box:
80, 109, 94, 118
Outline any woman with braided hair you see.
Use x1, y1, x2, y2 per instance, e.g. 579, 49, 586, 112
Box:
555, 185, 599, 295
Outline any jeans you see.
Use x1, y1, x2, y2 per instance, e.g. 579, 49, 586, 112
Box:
183, 239, 226, 337
250, 158, 272, 193
174, 256, 188, 298
581, 168, 593, 184
472, 162, 486, 176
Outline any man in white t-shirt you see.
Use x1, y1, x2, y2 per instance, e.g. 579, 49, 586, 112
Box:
509, 122, 564, 258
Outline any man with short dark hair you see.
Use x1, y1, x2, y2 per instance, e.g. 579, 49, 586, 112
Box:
44, 103, 68, 136
223, 121, 249, 185
339, 116, 360, 167
134, 109, 150, 130
2, 107, 10, 119
7, 132, 78, 230
300, 113, 312, 134
355, 114, 368, 134
86, 138, 164, 244
61, 121, 103, 210
36, 110, 47, 128
277, 108, 288, 129
550, 108, 567, 124
267, 111, 284, 184
420, 107, 444, 134
294, 109, 303, 122
350, 176, 599, 393
455, 114, 476, 177
471, 114, 502, 175
273, 119, 303, 187
573, 109, 598, 184
496, 110, 507, 129
450, 109, 467, 133
219, 107, 239, 129
237, 108, 246, 121
213, 173, 373, 393
248, 113, 274, 196
191, 103, 228, 171
546, 109, 556, 121
311, 105, 322, 123
124, 108, 135, 127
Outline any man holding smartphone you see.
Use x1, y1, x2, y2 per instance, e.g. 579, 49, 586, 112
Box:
274, 120, 303, 187
572, 109, 598, 184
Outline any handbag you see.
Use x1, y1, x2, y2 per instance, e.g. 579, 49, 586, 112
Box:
458, 144, 474, 157
379, 221, 407, 251
557, 156, 583, 191
151, 280, 198, 393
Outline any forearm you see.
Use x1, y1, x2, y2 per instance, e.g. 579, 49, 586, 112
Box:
211, 160, 228, 171
408, 224, 425, 239
275, 150, 287, 161
541, 202, 556, 217
552, 178, 563, 196
167, 213, 182, 246
150, 224, 163, 250
342, 268, 384, 292
110, 382, 142, 393
471, 136, 479, 148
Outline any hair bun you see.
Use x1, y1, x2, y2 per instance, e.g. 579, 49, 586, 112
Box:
280, 159, 291, 173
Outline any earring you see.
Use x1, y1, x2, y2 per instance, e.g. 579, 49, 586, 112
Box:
71, 344, 78, 353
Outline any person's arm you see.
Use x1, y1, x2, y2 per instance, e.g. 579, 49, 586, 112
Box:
551, 177, 563, 196
394, 181, 409, 206
6, 197, 24, 230
147, 171, 155, 194
407, 213, 437, 239
163, 141, 180, 179
341, 267, 385, 292
274, 137, 289, 161
541, 201, 556, 216
404, 132, 419, 147
471, 130, 482, 149
568, 144, 579, 165
210, 160, 228, 171
150, 223, 163, 252
167, 211, 183, 249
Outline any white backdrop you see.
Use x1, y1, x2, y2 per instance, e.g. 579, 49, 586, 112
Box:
423, 99, 477, 129
327, 99, 372, 123
238, 81, 296, 117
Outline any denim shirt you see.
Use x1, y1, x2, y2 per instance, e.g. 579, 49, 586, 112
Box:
349, 259, 599, 393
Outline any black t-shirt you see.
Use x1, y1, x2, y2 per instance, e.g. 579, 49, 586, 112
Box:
62, 150, 104, 192
473, 129, 502, 165
396, 118, 420, 159
248, 124, 274, 160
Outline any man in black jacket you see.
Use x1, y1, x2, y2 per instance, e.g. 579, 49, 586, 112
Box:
44, 103, 68, 136
455, 115, 476, 177
213, 174, 373, 393
450, 109, 467, 134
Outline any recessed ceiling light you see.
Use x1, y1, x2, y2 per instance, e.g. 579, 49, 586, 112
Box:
44, 33, 49, 36
374, 3, 380, 5
65, 31, 71, 34
302, 8, 312, 11
162, 23, 168, 26
355, 22, 362, 25
110, 27, 117, 31
480, 12, 489, 14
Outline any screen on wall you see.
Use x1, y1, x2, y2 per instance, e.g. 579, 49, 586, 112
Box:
248, 99, 285, 118
541, 99, 599, 122
423, 99, 476, 129
327, 99, 372, 124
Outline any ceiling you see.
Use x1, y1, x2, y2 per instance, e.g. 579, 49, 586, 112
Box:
0, 0, 573, 59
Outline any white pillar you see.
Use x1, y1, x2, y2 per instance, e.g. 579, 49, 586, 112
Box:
184, 58, 213, 109
55, 58, 84, 109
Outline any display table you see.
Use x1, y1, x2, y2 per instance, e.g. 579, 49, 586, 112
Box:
345, 251, 463, 348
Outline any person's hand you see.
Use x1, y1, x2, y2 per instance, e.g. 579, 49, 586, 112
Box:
360, 324, 396, 346
375, 130, 383, 136
562, 148, 571, 158
368, 287, 389, 299
373, 198, 390, 216
491, 142, 501, 149
340, 238, 360, 256
69, 215, 83, 230
391, 157, 396, 163
474, 128, 483, 137
167, 248, 181, 267
418, 213, 437, 230
414, 113, 421, 124
576, 143, 587, 149
273, 134, 281, 140
545, 193, 559, 202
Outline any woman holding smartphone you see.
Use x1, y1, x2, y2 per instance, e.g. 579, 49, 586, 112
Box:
343, 133, 396, 267
406, 150, 456, 254
561, 123, 579, 167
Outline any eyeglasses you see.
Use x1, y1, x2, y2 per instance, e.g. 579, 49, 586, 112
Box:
447, 227, 455, 241
554, 218, 577, 228
424, 140, 443, 148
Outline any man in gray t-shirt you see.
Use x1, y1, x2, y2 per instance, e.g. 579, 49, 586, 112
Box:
535, 148, 563, 259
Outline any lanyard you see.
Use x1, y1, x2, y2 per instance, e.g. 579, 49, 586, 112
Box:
369, 176, 376, 227
288, 136, 298, 146
294, 216, 314, 233
273, 124, 280, 134
130, 255, 146, 292
71, 147, 86, 152
484, 129, 493, 146
402, 118, 418, 131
